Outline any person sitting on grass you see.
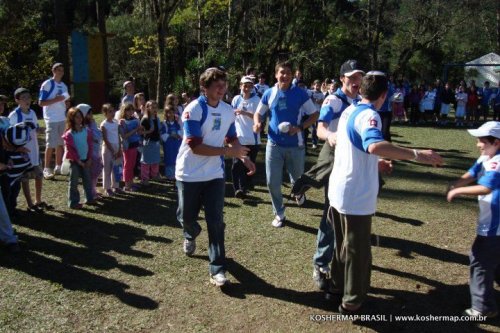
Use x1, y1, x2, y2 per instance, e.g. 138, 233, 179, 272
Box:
447, 121, 500, 320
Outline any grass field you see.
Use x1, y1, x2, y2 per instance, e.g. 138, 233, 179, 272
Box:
0, 123, 499, 333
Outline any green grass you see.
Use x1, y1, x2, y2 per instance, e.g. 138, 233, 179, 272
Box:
0, 123, 499, 332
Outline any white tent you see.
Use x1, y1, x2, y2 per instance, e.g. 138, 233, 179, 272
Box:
465, 52, 500, 86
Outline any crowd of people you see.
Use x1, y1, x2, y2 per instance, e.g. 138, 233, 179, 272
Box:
0, 60, 498, 320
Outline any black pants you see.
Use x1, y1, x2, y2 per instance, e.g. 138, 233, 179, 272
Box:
231, 145, 259, 193
378, 112, 392, 142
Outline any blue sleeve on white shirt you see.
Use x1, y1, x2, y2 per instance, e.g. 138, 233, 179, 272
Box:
361, 128, 385, 152
318, 106, 333, 123
468, 161, 482, 178
226, 123, 237, 138
184, 120, 202, 138
478, 171, 500, 190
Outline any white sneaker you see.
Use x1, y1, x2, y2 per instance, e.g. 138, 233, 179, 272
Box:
313, 265, 330, 291
272, 215, 285, 228
210, 272, 227, 287
183, 239, 196, 256
463, 307, 498, 319
54, 165, 62, 175
312, 144, 317, 149
295, 193, 306, 206
43, 168, 54, 180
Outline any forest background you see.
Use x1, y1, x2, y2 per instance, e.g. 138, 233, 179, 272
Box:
0, 0, 499, 107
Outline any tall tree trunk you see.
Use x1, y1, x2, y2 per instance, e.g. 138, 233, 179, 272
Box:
96, 0, 110, 100
151, 0, 183, 106
54, 0, 71, 89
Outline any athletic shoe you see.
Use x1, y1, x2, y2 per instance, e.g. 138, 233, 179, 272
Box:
234, 189, 245, 199
183, 239, 196, 256
313, 265, 330, 291
272, 215, 285, 228
290, 176, 313, 198
43, 168, 54, 180
114, 188, 125, 194
54, 165, 62, 175
105, 189, 114, 197
295, 193, 306, 206
463, 308, 498, 319
312, 144, 317, 149
4, 242, 20, 254
210, 272, 227, 287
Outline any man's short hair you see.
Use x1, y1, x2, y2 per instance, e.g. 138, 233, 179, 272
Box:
360, 71, 388, 101
199, 67, 227, 88
275, 61, 293, 74
258, 73, 266, 79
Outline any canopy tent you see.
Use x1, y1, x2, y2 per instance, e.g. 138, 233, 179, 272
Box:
465, 52, 500, 85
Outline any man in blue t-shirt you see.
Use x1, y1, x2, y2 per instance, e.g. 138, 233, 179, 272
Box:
254, 61, 318, 228
478, 81, 494, 122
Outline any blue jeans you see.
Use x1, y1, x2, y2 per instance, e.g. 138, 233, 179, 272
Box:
176, 178, 226, 275
0, 185, 17, 244
312, 184, 334, 268
68, 162, 93, 207
265, 141, 305, 217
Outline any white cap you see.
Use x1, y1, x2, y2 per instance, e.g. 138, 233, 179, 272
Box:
240, 76, 254, 84
278, 122, 291, 133
76, 104, 92, 117
123, 80, 133, 88
468, 121, 500, 139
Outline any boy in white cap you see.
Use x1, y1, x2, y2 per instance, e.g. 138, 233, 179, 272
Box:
447, 121, 500, 319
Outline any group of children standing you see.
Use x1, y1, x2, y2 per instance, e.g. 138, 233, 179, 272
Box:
65, 96, 184, 207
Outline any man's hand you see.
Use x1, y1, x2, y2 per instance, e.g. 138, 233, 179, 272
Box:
253, 122, 262, 133
378, 159, 393, 175
288, 126, 301, 136
414, 150, 444, 167
242, 157, 256, 176
225, 145, 250, 158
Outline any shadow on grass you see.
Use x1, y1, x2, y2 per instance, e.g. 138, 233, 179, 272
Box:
375, 211, 424, 226
373, 235, 468, 265
221, 258, 333, 311
0, 209, 175, 309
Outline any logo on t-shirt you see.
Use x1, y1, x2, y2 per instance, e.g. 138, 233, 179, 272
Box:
212, 118, 221, 131
369, 118, 378, 127
488, 161, 499, 171
183, 112, 190, 120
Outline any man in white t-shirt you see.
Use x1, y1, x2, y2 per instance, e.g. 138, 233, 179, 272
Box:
329, 71, 443, 314
176, 67, 255, 287
38, 62, 70, 179
231, 76, 261, 198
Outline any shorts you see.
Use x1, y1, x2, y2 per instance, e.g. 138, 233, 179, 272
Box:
21, 165, 43, 182
45, 121, 65, 148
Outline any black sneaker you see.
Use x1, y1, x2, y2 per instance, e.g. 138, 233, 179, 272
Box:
5, 242, 20, 253
290, 176, 312, 197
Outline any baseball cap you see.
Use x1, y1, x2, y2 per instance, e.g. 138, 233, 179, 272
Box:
123, 81, 133, 88
52, 62, 64, 70
240, 76, 254, 84
5, 122, 31, 147
14, 87, 30, 99
76, 103, 92, 117
468, 121, 500, 139
340, 60, 365, 77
